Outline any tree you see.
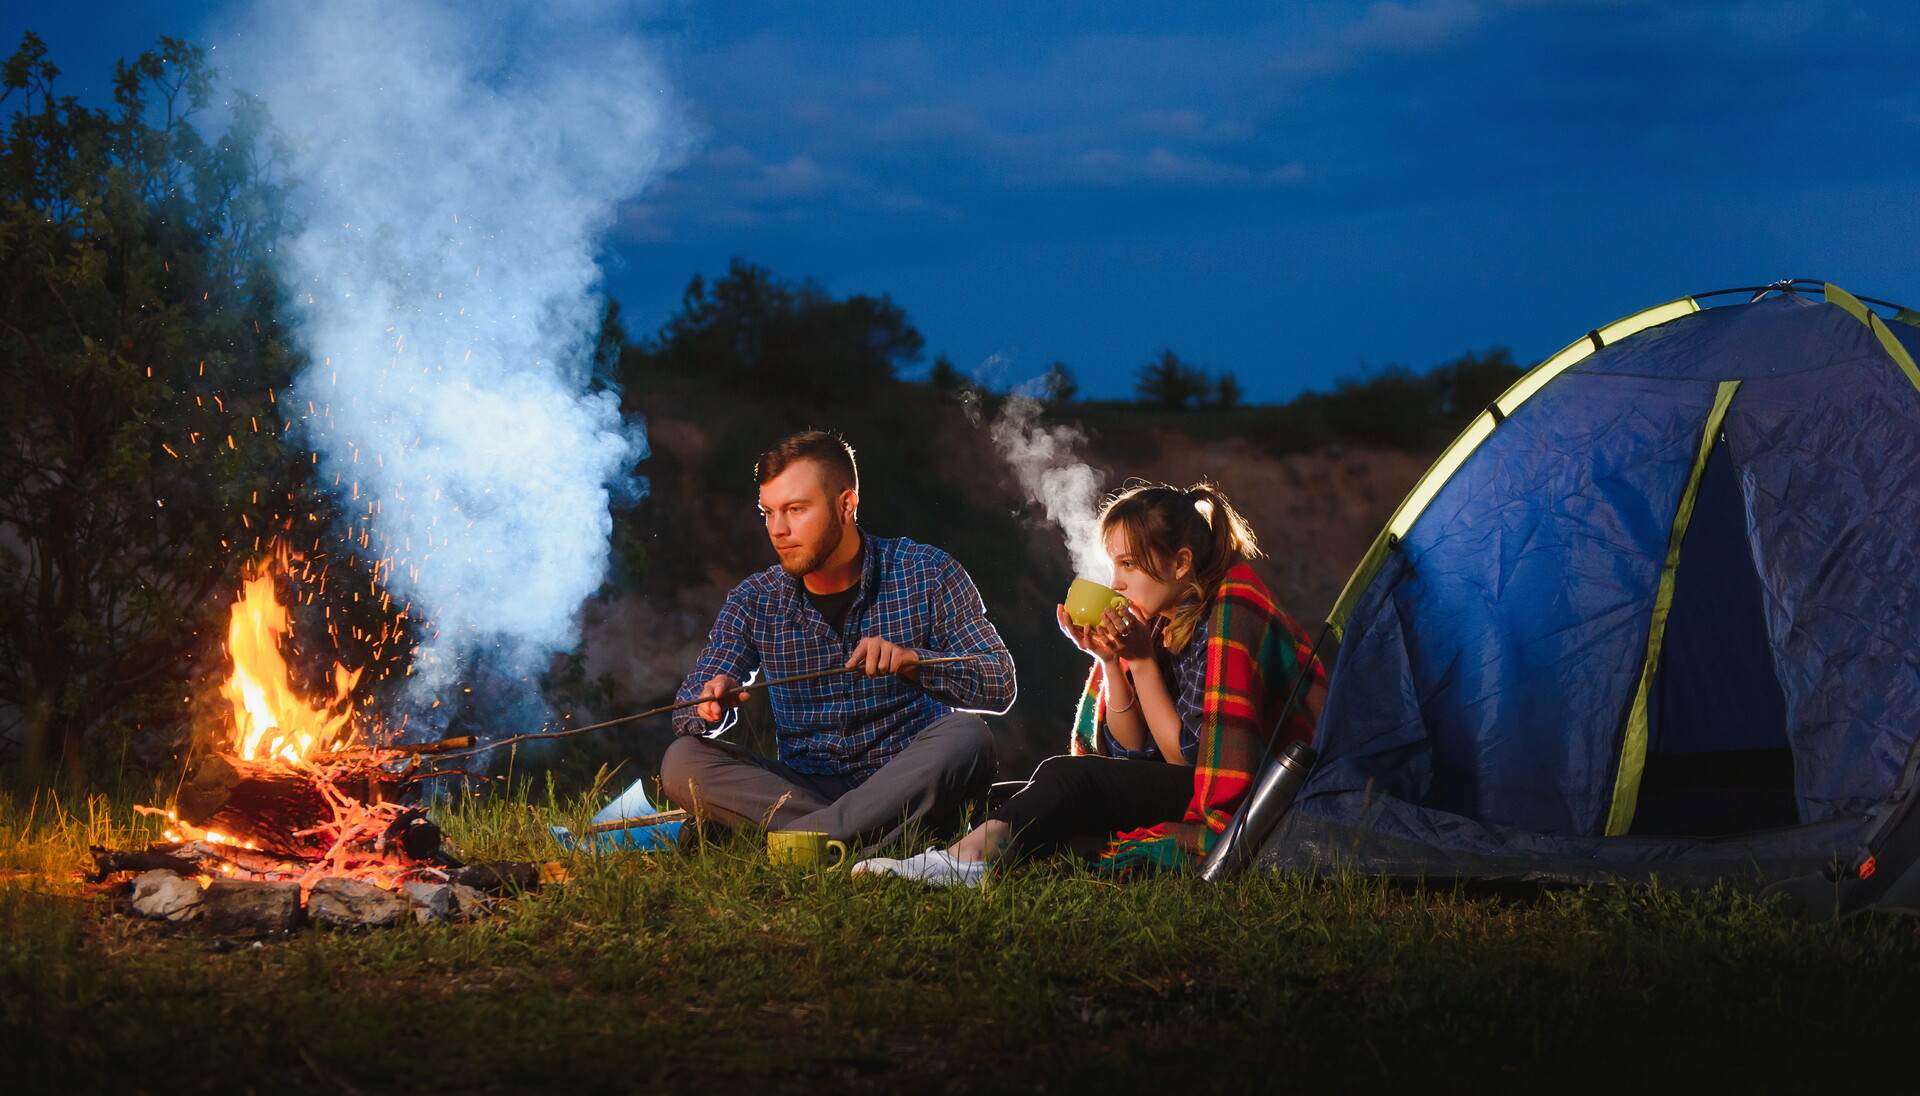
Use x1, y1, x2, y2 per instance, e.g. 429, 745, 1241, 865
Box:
635, 259, 924, 405
1212, 371, 1243, 409
1428, 346, 1521, 418
591, 298, 627, 393
1040, 362, 1077, 403
1134, 349, 1210, 410
1304, 347, 1525, 450
927, 355, 962, 393
0, 35, 297, 782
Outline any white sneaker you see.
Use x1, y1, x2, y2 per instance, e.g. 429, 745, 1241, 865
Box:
850, 846, 988, 888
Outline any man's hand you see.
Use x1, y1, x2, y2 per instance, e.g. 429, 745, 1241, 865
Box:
692, 674, 749, 727
846, 637, 921, 680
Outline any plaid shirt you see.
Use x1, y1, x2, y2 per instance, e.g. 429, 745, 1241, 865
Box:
673, 532, 1017, 776
1101, 616, 1209, 765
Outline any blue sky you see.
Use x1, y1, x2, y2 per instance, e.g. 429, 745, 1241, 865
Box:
8, 1, 1920, 400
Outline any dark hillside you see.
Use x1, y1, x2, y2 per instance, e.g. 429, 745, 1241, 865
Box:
582, 400, 1430, 776
560, 265, 1517, 777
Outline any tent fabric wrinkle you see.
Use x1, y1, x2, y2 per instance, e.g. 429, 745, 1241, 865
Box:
1261, 285, 1920, 916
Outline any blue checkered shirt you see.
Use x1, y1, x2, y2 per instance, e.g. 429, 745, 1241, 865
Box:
1101, 616, 1209, 765
673, 533, 1017, 777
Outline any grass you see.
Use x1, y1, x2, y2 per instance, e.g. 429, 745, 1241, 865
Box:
5, 780, 1920, 1094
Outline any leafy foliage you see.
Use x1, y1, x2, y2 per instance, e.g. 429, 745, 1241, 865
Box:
637, 258, 923, 406
1295, 345, 1524, 451
1213, 369, 1243, 408
1039, 361, 1077, 403
0, 34, 297, 781
1071, 347, 1525, 466
612, 260, 1018, 591
1134, 348, 1244, 411
1134, 348, 1211, 410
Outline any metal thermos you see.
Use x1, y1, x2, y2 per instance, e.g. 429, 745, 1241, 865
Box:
1199, 740, 1318, 883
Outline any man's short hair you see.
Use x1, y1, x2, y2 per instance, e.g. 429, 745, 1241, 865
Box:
756, 430, 859, 497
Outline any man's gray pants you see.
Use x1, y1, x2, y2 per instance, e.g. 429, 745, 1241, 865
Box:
659, 712, 997, 848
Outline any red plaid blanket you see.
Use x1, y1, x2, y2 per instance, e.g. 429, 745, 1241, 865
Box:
1070, 563, 1325, 869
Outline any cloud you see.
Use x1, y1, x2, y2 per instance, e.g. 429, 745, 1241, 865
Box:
612, 142, 955, 242
643, 21, 1302, 218
1069, 147, 1306, 188
744, 155, 832, 201
604, 0, 1919, 259
1127, 109, 1255, 144
1274, 0, 1491, 78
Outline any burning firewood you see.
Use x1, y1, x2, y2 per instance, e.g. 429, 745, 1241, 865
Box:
89, 546, 561, 932
96, 550, 455, 894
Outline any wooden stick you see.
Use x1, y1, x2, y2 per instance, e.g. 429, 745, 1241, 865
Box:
402, 655, 982, 758
584, 809, 689, 834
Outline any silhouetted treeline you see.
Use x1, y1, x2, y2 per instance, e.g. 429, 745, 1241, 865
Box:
1277, 349, 1524, 452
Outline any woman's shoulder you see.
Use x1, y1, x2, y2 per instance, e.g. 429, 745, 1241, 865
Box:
1207, 562, 1313, 645
1211, 561, 1280, 614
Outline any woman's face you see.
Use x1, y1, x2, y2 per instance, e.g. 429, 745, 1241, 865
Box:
1104, 526, 1193, 619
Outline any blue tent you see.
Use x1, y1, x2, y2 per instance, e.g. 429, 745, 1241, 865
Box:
1262, 282, 1920, 915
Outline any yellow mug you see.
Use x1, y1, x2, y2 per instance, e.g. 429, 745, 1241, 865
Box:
767, 829, 850, 869
1064, 578, 1131, 627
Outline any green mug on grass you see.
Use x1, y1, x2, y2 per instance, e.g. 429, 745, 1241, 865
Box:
1064, 578, 1131, 628
768, 829, 850, 869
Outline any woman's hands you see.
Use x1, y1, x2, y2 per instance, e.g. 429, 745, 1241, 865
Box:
1056, 605, 1110, 660
1058, 601, 1176, 758
1055, 602, 1155, 664
1094, 604, 1156, 662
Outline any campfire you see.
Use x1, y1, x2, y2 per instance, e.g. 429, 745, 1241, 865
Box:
92, 547, 537, 932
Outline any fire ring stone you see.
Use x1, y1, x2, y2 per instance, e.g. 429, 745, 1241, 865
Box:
307, 877, 407, 930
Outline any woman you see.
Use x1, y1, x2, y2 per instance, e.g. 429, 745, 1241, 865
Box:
853, 481, 1325, 886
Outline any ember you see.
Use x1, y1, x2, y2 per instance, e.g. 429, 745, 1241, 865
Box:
92, 545, 535, 925
135, 549, 439, 882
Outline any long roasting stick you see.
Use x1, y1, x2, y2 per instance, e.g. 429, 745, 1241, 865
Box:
394, 655, 982, 758
584, 809, 689, 834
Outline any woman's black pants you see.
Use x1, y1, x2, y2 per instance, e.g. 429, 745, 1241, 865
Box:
985, 754, 1192, 856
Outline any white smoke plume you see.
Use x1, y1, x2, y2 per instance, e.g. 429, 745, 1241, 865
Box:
223, 1, 683, 708
989, 396, 1109, 580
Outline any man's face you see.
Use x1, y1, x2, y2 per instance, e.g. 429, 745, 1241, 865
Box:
759, 460, 854, 576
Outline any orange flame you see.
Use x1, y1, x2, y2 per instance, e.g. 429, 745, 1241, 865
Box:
218, 558, 362, 762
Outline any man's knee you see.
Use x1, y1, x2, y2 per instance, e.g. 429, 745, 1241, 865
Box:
924, 712, 995, 767
659, 735, 722, 804
919, 713, 997, 798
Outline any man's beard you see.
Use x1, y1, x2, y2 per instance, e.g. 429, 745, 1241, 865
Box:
779, 519, 846, 577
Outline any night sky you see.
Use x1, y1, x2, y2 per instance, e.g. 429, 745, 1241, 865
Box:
8, 1, 1918, 400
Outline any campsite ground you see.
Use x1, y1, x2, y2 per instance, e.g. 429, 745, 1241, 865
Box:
7, 782, 1919, 1094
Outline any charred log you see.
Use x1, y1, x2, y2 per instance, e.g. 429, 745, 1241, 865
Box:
88, 844, 209, 883
89, 840, 317, 883
382, 810, 448, 863
448, 862, 540, 895
177, 754, 338, 858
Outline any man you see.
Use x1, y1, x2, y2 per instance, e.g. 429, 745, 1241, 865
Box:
660, 430, 1016, 848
